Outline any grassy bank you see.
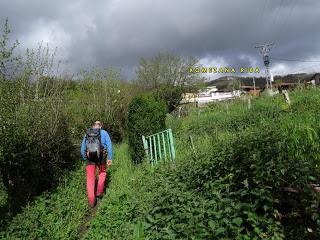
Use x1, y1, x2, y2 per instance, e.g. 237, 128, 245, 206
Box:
0, 160, 87, 239
86, 88, 320, 239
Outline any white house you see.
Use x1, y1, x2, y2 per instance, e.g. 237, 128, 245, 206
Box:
197, 86, 240, 105
181, 86, 241, 105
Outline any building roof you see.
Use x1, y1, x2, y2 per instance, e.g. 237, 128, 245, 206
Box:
273, 82, 300, 88
310, 73, 320, 80
240, 85, 261, 90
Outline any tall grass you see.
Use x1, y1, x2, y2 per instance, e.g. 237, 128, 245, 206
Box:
0, 161, 88, 239
0, 144, 136, 239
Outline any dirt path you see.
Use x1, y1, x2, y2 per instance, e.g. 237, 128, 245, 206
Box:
78, 201, 99, 239
78, 177, 110, 239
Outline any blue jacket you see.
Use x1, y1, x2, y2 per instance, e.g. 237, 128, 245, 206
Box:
81, 128, 113, 161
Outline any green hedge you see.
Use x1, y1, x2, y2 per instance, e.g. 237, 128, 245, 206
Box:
128, 92, 167, 164
0, 77, 74, 224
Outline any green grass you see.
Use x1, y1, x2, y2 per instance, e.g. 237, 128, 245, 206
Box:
0, 160, 88, 239
84, 144, 152, 239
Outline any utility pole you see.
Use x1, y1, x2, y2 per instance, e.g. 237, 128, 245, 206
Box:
253, 76, 256, 92
255, 43, 274, 92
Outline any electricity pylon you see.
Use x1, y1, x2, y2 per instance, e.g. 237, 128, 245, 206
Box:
255, 43, 274, 91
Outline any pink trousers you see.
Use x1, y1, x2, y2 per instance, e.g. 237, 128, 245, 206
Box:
86, 163, 107, 205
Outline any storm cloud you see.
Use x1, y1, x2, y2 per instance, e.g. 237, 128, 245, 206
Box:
1, 0, 319, 79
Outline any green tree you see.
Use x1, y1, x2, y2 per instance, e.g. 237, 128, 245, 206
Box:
0, 18, 19, 79
136, 53, 202, 112
226, 78, 241, 91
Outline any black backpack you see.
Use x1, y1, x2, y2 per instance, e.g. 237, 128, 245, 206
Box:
85, 128, 103, 159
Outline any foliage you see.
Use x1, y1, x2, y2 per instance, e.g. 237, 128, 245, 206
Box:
63, 68, 135, 142
128, 92, 167, 164
0, 77, 74, 215
4, 88, 320, 239
0, 20, 74, 221
0, 162, 88, 238
0, 18, 20, 79
166, 88, 320, 239
135, 52, 203, 112
87, 88, 320, 240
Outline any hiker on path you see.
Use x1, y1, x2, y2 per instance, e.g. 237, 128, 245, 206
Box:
81, 121, 113, 207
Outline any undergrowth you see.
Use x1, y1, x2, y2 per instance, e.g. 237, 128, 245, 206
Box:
0, 161, 87, 239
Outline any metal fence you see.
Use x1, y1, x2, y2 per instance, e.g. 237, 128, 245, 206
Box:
142, 129, 176, 165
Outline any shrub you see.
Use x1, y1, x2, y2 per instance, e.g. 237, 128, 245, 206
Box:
63, 70, 136, 143
160, 89, 320, 239
128, 92, 167, 164
0, 98, 73, 215
155, 85, 185, 112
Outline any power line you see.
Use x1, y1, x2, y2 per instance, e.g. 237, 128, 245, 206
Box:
273, 0, 298, 49
270, 57, 320, 63
270, 0, 285, 29
257, 0, 269, 32
292, 62, 320, 73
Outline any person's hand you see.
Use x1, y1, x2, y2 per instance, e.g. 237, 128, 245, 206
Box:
107, 160, 112, 167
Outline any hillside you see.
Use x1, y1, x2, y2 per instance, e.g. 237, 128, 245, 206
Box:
207, 73, 314, 90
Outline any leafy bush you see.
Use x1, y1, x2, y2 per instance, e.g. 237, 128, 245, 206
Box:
155, 85, 186, 112
128, 92, 167, 164
0, 19, 78, 221
0, 92, 74, 216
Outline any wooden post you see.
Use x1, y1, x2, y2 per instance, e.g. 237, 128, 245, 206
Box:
283, 90, 291, 105
189, 135, 196, 157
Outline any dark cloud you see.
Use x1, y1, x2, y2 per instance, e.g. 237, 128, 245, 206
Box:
1, 0, 320, 79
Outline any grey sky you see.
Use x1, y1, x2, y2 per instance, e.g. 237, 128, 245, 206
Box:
1, 0, 320, 80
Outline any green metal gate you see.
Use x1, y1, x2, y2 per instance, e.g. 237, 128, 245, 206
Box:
142, 129, 176, 165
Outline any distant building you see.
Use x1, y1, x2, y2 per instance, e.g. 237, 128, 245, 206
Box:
181, 86, 240, 105
240, 85, 261, 96
197, 89, 240, 105
199, 86, 218, 96
309, 73, 320, 85
273, 82, 300, 92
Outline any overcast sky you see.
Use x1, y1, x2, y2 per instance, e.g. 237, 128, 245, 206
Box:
1, 0, 319, 80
